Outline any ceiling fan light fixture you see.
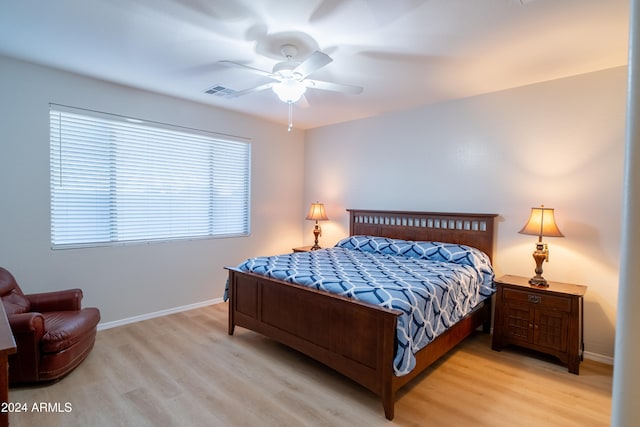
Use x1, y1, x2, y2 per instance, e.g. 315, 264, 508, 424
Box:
219, 43, 361, 132
272, 79, 306, 103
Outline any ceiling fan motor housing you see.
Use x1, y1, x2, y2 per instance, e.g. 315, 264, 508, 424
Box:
280, 43, 298, 58
273, 60, 300, 77
273, 44, 301, 77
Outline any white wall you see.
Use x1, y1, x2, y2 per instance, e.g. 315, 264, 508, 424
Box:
0, 53, 625, 360
304, 66, 627, 360
0, 55, 305, 324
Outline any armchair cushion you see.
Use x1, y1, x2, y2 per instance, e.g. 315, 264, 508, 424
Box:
2, 290, 30, 315
0, 269, 30, 315
41, 309, 100, 353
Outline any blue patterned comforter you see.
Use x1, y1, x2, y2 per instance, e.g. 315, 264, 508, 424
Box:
235, 236, 495, 376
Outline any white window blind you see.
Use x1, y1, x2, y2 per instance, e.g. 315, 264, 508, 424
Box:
50, 105, 251, 248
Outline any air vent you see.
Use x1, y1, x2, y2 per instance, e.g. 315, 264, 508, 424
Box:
204, 85, 237, 97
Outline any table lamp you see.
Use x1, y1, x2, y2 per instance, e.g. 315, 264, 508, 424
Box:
305, 202, 328, 250
518, 205, 564, 287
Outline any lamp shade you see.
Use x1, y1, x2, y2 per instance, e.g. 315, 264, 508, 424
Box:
306, 202, 328, 221
519, 206, 564, 238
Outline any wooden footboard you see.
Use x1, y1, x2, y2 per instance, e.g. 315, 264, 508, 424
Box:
227, 268, 491, 420
227, 268, 401, 412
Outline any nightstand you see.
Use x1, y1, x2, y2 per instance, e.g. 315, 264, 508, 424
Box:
491, 274, 586, 374
292, 246, 315, 253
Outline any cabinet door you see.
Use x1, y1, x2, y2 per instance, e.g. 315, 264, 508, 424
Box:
533, 309, 569, 352
503, 303, 534, 345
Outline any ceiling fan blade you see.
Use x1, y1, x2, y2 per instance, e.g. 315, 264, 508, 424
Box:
304, 79, 363, 95
218, 60, 278, 79
227, 82, 276, 98
293, 51, 333, 78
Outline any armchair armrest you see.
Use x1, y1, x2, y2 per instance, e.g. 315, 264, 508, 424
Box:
26, 289, 83, 312
7, 313, 45, 382
8, 312, 45, 339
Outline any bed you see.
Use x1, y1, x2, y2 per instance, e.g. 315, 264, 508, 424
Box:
226, 209, 497, 420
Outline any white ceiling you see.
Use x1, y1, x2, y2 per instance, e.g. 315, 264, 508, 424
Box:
0, 0, 630, 130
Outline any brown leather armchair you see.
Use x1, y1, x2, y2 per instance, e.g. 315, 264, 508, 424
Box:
0, 267, 100, 384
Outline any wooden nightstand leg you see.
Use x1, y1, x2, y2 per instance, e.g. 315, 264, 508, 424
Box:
568, 356, 580, 375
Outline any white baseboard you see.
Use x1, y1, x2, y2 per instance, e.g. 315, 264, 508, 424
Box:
584, 351, 614, 366
97, 298, 223, 331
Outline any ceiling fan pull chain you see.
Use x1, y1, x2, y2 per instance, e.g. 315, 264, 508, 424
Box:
287, 101, 293, 132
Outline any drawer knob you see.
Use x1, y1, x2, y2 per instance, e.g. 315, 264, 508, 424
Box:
527, 295, 541, 304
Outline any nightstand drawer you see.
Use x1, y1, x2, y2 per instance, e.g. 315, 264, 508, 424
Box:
503, 288, 571, 312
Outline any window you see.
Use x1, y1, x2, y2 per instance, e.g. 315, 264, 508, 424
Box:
50, 105, 251, 248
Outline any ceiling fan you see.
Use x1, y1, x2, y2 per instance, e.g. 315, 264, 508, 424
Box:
219, 44, 363, 131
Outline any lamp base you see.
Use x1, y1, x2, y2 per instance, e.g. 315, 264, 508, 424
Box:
311, 224, 321, 251
528, 275, 549, 288
529, 243, 549, 287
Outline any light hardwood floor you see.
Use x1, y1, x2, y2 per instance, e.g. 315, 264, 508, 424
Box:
8, 303, 612, 426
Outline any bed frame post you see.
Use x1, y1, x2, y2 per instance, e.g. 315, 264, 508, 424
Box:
382, 392, 395, 420
482, 297, 492, 334
379, 305, 397, 420
227, 270, 235, 335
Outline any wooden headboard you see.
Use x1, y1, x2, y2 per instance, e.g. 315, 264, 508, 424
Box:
347, 209, 498, 261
